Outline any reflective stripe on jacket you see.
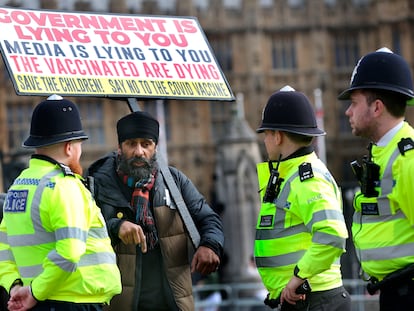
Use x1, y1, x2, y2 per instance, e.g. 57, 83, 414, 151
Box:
0, 158, 121, 303
255, 152, 347, 299
353, 122, 414, 281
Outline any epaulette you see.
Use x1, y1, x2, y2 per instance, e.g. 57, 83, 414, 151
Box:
299, 162, 314, 182
398, 137, 414, 155
58, 163, 75, 177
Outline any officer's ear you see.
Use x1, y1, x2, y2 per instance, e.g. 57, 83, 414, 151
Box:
274, 130, 284, 145
62, 141, 71, 156
372, 99, 385, 117
64, 140, 80, 157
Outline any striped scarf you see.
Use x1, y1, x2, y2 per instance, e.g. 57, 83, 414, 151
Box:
119, 172, 158, 250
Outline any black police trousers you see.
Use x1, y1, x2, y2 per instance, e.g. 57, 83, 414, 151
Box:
379, 278, 414, 311
281, 286, 351, 311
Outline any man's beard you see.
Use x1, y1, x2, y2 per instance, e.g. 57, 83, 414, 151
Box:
68, 158, 83, 175
117, 153, 158, 180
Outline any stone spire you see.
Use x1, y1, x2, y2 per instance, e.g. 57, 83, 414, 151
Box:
215, 93, 263, 283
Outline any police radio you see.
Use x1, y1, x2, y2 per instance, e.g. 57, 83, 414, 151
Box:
263, 155, 284, 203
350, 143, 380, 197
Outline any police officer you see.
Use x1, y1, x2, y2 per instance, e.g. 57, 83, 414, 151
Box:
0, 194, 8, 311
255, 86, 351, 311
339, 48, 414, 311
0, 95, 121, 311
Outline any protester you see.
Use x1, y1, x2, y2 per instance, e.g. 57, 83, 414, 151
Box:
0, 95, 121, 311
338, 47, 414, 311
86, 110, 224, 311
254, 86, 351, 310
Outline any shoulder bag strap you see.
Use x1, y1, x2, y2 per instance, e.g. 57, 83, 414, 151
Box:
158, 156, 201, 249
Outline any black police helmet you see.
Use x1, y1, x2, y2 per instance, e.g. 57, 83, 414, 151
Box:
338, 47, 414, 101
23, 95, 88, 148
257, 85, 325, 137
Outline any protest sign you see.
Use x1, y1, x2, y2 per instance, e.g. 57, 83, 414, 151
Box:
0, 7, 234, 100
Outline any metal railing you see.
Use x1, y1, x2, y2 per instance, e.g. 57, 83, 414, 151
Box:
194, 279, 379, 311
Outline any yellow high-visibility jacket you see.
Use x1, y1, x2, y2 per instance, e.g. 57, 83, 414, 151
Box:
353, 122, 414, 281
255, 151, 348, 299
0, 155, 121, 303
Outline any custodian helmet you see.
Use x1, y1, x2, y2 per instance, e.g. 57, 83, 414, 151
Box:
257, 85, 325, 137
338, 47, 414, 101
23, 94, 88, 148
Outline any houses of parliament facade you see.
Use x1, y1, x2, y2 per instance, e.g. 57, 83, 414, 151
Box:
1, 0, 414, 203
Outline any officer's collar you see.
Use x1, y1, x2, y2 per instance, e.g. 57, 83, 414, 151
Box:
282, 145, 314, 161
376, 121, 404, 147
32, 153, 60, 165
31, 154, 74, 176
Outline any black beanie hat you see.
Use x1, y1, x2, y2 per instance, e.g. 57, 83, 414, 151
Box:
117, 111, 159, 144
